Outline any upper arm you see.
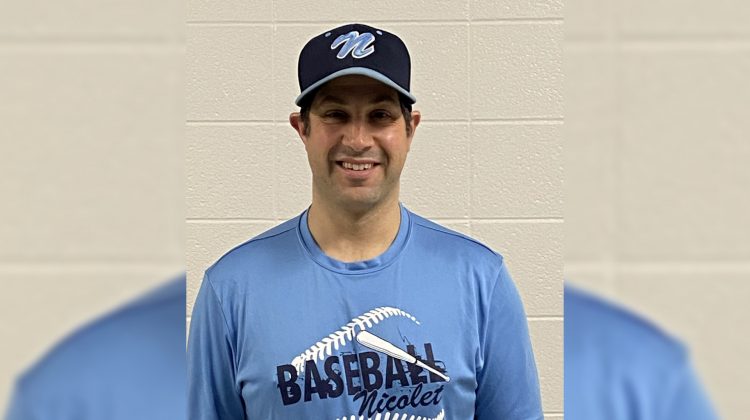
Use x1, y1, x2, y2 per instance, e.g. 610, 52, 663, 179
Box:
187, 273, 246, 420
474, 262, 544, 420
658, 355, 718, 420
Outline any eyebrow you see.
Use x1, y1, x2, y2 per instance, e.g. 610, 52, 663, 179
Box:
316, 94, 347, 106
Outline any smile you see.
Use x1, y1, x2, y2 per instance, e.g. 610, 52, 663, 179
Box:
342, 162, 373, 171
337, 161, 378, 171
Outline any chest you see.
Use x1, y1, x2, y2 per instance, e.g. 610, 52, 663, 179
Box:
231, 274, 482, 419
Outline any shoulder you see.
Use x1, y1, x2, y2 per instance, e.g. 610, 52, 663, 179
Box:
565, 286, 687, 363
408, 209, 504, 269
13, 276, 186, 403
205, 215, 301, 282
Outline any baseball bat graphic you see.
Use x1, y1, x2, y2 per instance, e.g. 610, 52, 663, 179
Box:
356, 330, 450, 382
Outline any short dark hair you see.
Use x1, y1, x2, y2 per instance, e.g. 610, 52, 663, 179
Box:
299, 90, 413, 137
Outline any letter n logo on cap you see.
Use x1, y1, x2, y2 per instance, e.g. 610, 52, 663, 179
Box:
331, 31, 375, 59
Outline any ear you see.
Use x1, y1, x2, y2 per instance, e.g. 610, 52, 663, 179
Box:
407, 110, 421, 148
289, 112, 307, 144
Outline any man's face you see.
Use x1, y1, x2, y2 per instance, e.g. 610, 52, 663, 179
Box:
291, 75, 420, 212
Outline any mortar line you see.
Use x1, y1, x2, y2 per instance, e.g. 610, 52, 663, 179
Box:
0, 261, 183, 270
610, 0, 624, 297
528, 316, 564, 321
0, 43, 183, 53
621, 40, 750, 51
453, 217, 563, 223
186, 218, 278, 223
467, 8, 474, 233
617, 262, 750, 272
186, 120, 276, 124
271, 8, 279, 224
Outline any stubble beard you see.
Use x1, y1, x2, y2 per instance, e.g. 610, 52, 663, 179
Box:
313, 171, 400, 215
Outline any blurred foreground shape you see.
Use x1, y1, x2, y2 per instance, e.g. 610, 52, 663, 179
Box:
564, 286, 717, 419
0, 0, 184, 414
5, 277, 186, 420
565, 0, 750, 416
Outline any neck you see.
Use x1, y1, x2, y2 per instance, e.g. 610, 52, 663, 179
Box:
307, 196, 402, 263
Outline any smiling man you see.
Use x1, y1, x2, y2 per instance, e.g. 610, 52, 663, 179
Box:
290, 75, 416, 263
188, 23, 543, 419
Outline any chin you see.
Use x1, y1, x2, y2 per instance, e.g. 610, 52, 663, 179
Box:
337, 191, 384, 209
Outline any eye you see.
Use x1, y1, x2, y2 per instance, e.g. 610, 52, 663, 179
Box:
323, 110, 347, 120
371, 110, 393, 120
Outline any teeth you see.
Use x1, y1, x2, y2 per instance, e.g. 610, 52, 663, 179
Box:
342, 162, 374, 171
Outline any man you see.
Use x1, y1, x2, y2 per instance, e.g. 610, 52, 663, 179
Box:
188, 23, 543, 419
565, 285, 718, 419
5, 277, 186, 420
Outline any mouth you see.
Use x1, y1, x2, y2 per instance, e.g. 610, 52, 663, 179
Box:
335, 161, 380, 172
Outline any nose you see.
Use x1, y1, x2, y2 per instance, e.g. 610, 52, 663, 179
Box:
341, 119, 373, 152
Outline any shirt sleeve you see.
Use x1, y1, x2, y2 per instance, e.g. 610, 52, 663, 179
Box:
474, 262, 544, 420
188, 273, 246, 420
658, 355, 718, 420
5, 381, 41, 420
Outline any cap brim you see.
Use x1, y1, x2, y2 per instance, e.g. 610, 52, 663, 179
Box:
295, 67, 416, 106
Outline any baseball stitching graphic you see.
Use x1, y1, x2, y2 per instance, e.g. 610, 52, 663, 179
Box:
334, 408, 446, 420
291, 306, 421, 373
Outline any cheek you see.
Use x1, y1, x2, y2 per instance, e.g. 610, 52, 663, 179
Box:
305, 133, 335, 160
309, 150, 331, 172
381, 134, 410, 162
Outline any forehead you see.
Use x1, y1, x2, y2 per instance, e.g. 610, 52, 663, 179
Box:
312, 75, 400, 106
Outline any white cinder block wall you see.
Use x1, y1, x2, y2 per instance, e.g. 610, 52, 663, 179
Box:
565, 0, 750, 417
186, 1, 563, 418
0, 0, 184, 414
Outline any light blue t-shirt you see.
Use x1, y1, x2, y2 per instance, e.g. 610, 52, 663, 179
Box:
5, 277, 187, 420
565, 286, 718, 419
188, 204, 543, 419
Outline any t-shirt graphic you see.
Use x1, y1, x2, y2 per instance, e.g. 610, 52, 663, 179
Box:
276, 306, 449, 419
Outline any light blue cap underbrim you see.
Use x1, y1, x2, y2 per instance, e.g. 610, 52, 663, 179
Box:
295, 67, 417, 106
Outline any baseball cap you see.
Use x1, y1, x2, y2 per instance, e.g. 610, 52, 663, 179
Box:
295, 23, 416, 107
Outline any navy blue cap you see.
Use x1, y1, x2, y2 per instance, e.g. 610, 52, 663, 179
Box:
295, 23, 416, 106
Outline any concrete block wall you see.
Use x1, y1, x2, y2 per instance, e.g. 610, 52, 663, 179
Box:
565, 0, 750, 417
0, 0, 184, 414
186, 1, 563, 417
